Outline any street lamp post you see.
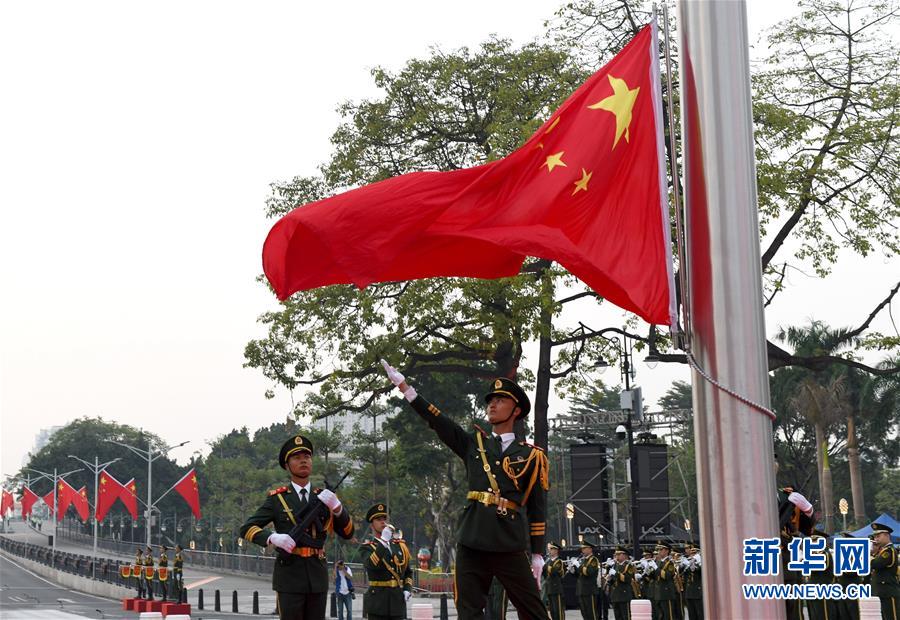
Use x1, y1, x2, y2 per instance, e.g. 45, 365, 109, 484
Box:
107, 437, 188, 546
68, 454, 120, 579
621, 337, 642, 560
25, 466, 82, 558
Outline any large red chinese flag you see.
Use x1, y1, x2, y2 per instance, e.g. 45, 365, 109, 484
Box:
263, 23, 675, 326
96, 471, 127, 523
121, 478, 138, 520
172, 468, 201, 519
21, 487, 38, 518
1, 489, 13, 517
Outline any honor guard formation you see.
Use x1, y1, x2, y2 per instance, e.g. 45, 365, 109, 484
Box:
226, 368, 898, 620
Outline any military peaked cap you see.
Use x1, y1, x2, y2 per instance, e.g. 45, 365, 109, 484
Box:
279, 434, 314, 468
872, 522, 894, 535
366, 503, 389, 522
484, 378, 531, 417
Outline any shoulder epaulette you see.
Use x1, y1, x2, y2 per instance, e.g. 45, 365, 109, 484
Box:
522, 440, 545, 452
313, 487, 323, 494
473, 424, 489, 436
268, 486, 289, 496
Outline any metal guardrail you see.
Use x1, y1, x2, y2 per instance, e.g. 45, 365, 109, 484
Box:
52, 529, 455, 593
0, 536, 136, 589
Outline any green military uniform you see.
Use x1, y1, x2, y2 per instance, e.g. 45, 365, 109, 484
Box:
543, 550, 565, 620
487, 577, 508, 620
360, 503, 412, 620
608, 550, 635, 620
650, 544, 678, 620
778, 486, 815, 620
133, 549, 145, 598
143, 547, 155, 601
870, 522, 899, 620
806, 532, 836, 620
157, 546, 169, 601
577, 548, 600, 620
172, 546, 184, 603
682, 546, 702, 620
403, 377, 550, 620
239, 434, 355, 620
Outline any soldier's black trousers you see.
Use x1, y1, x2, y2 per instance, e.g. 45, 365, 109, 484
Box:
685, 598, 703, 620
455, 544, 549, 620
547, 594, 564, 620
878, 595, 898, 620
579, 595, 598, 620
611, 601, 629, 620
276, 591, 327, 620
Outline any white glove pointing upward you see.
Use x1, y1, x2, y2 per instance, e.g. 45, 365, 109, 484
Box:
268, 533, 296, 553
381, 359, 405, 386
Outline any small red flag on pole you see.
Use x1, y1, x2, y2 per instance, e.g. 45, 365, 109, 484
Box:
172, 468, 201, 519
21, 487, 39, 519
95, 471, 128, 523
121, 478, 138, 520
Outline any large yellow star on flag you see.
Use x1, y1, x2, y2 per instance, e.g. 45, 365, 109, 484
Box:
587, 75, 640, 149
543, 151, 567, 173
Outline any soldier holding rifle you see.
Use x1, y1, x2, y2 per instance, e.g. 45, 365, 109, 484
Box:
240, 434, 355, 620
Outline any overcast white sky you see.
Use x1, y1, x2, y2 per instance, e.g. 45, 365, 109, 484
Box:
2, 1, 897, 479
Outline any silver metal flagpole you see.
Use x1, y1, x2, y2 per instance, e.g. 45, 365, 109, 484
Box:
678, 1, 784, 618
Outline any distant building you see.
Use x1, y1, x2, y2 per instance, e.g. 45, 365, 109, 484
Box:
25, 426, 63, 465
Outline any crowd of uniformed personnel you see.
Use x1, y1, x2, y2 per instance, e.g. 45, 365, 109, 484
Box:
233, 367, 897, 620
129, 543, 184, 602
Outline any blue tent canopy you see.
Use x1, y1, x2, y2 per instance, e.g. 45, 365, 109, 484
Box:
849, 512, 900, 543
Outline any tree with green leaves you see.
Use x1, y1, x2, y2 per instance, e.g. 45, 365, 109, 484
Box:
16, 418, 193, 539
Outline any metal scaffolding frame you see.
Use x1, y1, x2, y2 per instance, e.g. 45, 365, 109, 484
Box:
548, 408, 696, 546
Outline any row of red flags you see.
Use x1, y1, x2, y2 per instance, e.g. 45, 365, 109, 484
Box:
1, 468, 200, 523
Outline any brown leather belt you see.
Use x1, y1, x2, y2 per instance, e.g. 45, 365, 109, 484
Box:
291, 547, 325, 558
467, 491, 520, 513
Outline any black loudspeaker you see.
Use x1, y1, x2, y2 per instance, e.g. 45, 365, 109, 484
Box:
634, 443, 670, 539
569, 443, 610, 542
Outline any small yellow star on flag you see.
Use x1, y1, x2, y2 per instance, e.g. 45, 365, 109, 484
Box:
588, 75, 640, 149
572, 169, 593, 195
543, 151, 567, 173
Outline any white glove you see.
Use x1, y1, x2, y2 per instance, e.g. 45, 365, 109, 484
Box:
381, 359, 417, 401
648, 560, 658, 571
694, 555, 702, 568
531, 554, 544, 586
787, 491, 814, 516
404, 591, 412, 602
381, 359, 405, 386
380, 525, 395, 543
268, 533, 296, 553
317, 489, 342, 513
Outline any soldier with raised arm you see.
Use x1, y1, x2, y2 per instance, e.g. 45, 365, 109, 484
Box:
382, 360, 550, 620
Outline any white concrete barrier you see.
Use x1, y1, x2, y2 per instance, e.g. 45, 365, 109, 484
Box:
629, 598, 652, 620
138, 613, 163, 619
412, 602, 433, 619
859, 597, 882, 619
